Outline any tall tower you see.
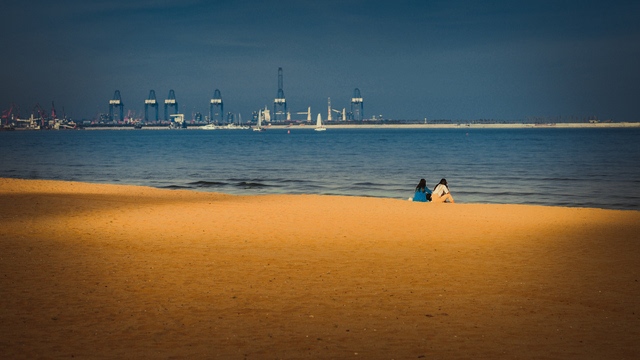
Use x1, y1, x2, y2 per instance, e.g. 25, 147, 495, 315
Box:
327, 97, 332, 121
210, 89, 223, 124
273, 67, 287, 122
351, 88, 363, 121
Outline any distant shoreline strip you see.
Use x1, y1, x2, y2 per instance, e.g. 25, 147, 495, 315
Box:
74, 122, 640, 130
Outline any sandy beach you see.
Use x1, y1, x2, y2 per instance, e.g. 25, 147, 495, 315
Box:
1, 178, 639, 359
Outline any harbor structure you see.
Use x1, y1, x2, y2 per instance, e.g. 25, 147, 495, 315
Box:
144, 90, 159, 122
210, 89, 223, 125
108, 90, 124, 122
273, 67, 287, 122
295, 107, 312, 122
164, 90, 178, 121
351, 88, 363, 121
169, 113, 186, 129
1, 102, 19, 126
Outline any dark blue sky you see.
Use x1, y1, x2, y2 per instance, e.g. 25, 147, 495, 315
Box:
2, 0, 639, 121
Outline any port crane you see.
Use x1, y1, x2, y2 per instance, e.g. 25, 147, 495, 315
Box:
109, 90, 124, 122
51, 101, 57, 122
33, 103, 48, 128
332, 108, 346, 121
164, 89, 178, 121
210, 89, 223, 124
144, 90, 159, 122
273, 67, 287, 121
296, 107, 312, 121
1, 103, 19, 126
351, 88, 363, 121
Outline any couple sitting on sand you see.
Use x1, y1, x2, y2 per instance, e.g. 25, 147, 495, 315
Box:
413, 178, 455, 203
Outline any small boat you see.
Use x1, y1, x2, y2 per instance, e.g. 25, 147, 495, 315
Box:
314, 113, 326, 131
201, 123, 217, 130
237, 113, 250, 129
253, 110, 266, 131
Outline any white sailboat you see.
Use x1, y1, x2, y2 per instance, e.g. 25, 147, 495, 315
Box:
314, 113, 326, 131
238, 113, 249, 129
253, 110, 265, 131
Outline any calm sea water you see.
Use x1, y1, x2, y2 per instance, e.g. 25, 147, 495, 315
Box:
1, 128, 639, 210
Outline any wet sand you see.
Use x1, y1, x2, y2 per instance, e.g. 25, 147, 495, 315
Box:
1, 178, 639, 359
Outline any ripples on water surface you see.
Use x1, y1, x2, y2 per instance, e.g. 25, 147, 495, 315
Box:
1, 128, 639, 210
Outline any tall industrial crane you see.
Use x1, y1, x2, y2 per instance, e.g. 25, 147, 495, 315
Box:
109, 90, 124, 122
164, 89, 178, 121
1, 103, 19, 126
33, 103, 48, 128
273, 67, 287, 122
351, 88, 363, 121
144, 90, 159, 122
51, 101, 57, 121
210, 89, 223, 124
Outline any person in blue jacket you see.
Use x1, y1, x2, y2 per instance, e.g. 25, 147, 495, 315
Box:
413, 178, 432, 202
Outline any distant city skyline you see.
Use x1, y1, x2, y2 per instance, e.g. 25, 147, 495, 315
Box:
2, 0, 639, 121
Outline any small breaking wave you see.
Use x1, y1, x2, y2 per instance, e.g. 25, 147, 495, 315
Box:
236, 181, 272, 188
189, 180, 228, 187
162, 185, 192, 189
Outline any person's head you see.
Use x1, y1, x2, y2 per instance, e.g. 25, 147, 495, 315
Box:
416, 178, 427, 191
434, 178, 448, 191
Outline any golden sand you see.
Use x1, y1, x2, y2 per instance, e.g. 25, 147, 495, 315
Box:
1, 178, 639, 359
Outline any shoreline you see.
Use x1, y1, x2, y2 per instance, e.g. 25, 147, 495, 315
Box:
2, 178, 639, 359
67, 122, 640, 130
1, 177, 633, 211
